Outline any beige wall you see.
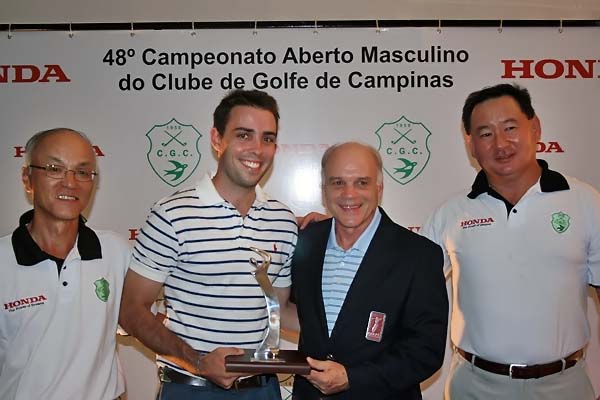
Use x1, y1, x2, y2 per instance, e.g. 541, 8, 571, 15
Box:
2, 0, 600, 23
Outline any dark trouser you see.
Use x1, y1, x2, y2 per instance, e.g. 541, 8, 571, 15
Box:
156, 375, 282, 400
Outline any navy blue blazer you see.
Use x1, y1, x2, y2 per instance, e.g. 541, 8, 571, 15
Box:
292, 208, 448, 399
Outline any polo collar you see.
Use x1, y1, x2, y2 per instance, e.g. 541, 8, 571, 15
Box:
467, 159, 569, 199
327, 208, 382, 252
11, 209, 102, 266
196, 172, 269, 207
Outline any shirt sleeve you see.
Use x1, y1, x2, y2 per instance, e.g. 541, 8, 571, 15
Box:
421, 210, 452, 278
129, 202, 180, 283
584, 183, 600, 286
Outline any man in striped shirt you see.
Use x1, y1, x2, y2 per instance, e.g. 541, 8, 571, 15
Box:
119, 90, 298, 400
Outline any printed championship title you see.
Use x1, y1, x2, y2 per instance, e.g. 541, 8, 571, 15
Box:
103, 45, 470, 92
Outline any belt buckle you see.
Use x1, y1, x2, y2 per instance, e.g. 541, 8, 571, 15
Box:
509, 363, 527, 379
560, 358, 567, 373
233, 376, 252, 390
234, 375, 266, 390
158, 367, 171, 383
232, 379, 242, 390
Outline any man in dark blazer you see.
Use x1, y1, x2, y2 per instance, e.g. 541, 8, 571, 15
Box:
292, 142, 448, 399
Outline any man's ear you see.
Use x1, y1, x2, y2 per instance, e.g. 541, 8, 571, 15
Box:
532, 115, 542, 142
22, 166, 33, 194
210, 127, 222, 158
465, 133, 476, 158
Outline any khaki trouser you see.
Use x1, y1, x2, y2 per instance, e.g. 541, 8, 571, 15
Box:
445, 352, 596, 400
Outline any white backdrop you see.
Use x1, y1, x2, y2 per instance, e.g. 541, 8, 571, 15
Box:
1, 27, 599, 399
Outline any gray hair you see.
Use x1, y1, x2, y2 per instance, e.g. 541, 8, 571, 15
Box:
321, 141, 384, 185
25, 128, 92, 165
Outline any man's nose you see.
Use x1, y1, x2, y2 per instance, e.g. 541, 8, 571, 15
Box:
61, 170, 78, 186
340, 184, 358, 197
494, 132, 509, 148
248, 136, 264, 154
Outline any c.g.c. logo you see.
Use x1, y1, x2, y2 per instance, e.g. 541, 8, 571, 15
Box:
146, 118, 202, 187
551, 211, 570, 234
375, 116, 432, 185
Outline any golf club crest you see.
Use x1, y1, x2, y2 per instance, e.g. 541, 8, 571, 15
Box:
375, 116, 432, 185
146, 118, 202, 187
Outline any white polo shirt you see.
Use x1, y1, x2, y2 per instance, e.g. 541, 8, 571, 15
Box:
422, 160, 600, 364
0, 210, 130, 400
130, 173, 297, 376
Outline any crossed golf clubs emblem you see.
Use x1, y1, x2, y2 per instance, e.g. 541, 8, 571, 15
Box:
392, 127, 415, 145
162, 129, 187, 147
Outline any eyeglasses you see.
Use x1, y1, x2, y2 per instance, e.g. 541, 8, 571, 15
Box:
29, 164, 98, 182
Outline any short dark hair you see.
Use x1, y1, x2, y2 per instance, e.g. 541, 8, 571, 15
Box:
213, 89, 279, 135
461, 83, 536, 134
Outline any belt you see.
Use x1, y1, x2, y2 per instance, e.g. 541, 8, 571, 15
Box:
158, 366, 273, 390
456, 348, 583, 379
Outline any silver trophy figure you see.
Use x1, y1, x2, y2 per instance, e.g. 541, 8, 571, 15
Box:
224, 247, 308, 373
249, 247, 280, 361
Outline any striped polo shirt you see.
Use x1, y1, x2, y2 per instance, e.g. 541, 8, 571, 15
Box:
322, 208, 381, 336
130, 173, 297, 375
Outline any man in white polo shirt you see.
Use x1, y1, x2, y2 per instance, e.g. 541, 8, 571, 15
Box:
0, 128, 130, 400
119, 90, 298, 400
422, 83, 600, 399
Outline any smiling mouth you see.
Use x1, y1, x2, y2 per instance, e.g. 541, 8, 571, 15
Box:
495, 152, 515, 161
241, 160, 260, 169
57, 194, 79, 200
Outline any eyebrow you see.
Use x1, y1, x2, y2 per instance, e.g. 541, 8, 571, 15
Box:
474, 125, 490, 133
234, 127, 254, 133
475, 118, 519, 133
45, 155, 95, 168
233, 127, 278, 136
326, 176, 372, 181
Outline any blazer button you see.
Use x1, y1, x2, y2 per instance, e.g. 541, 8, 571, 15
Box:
326, 354, 335, 361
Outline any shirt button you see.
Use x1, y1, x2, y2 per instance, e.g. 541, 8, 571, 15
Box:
62, 281, 68, 286
512, 209, 517, 214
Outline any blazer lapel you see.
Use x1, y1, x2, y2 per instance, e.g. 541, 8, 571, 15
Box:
303, 220, 331, 342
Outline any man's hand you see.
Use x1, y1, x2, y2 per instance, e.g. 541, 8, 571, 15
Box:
304, 357, 349, 395
197, 347, 246, 389
297, 212, 329, 229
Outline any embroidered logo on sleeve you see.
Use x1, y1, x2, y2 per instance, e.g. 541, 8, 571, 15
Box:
551, 212, 570, 234
365, 311, 386, 342
94, 278, 110, 302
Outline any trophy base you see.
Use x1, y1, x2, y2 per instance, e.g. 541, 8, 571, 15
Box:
225, 349, 311, 374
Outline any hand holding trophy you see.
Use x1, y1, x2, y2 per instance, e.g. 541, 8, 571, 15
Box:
225, 247, 310, 374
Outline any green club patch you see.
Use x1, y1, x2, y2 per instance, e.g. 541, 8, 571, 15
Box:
375, 116, 432, 185
94, 278, 110, 302
146, 118, 203, 187
551, 211, 570, 234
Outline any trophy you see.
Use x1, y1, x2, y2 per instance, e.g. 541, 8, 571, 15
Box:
225, 247, 310, 374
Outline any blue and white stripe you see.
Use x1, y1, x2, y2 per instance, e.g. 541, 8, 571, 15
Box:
322, 209, 381, 336
130, 174, 297, 373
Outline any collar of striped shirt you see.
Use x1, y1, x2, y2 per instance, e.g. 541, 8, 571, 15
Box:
197, 172, 269, 206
